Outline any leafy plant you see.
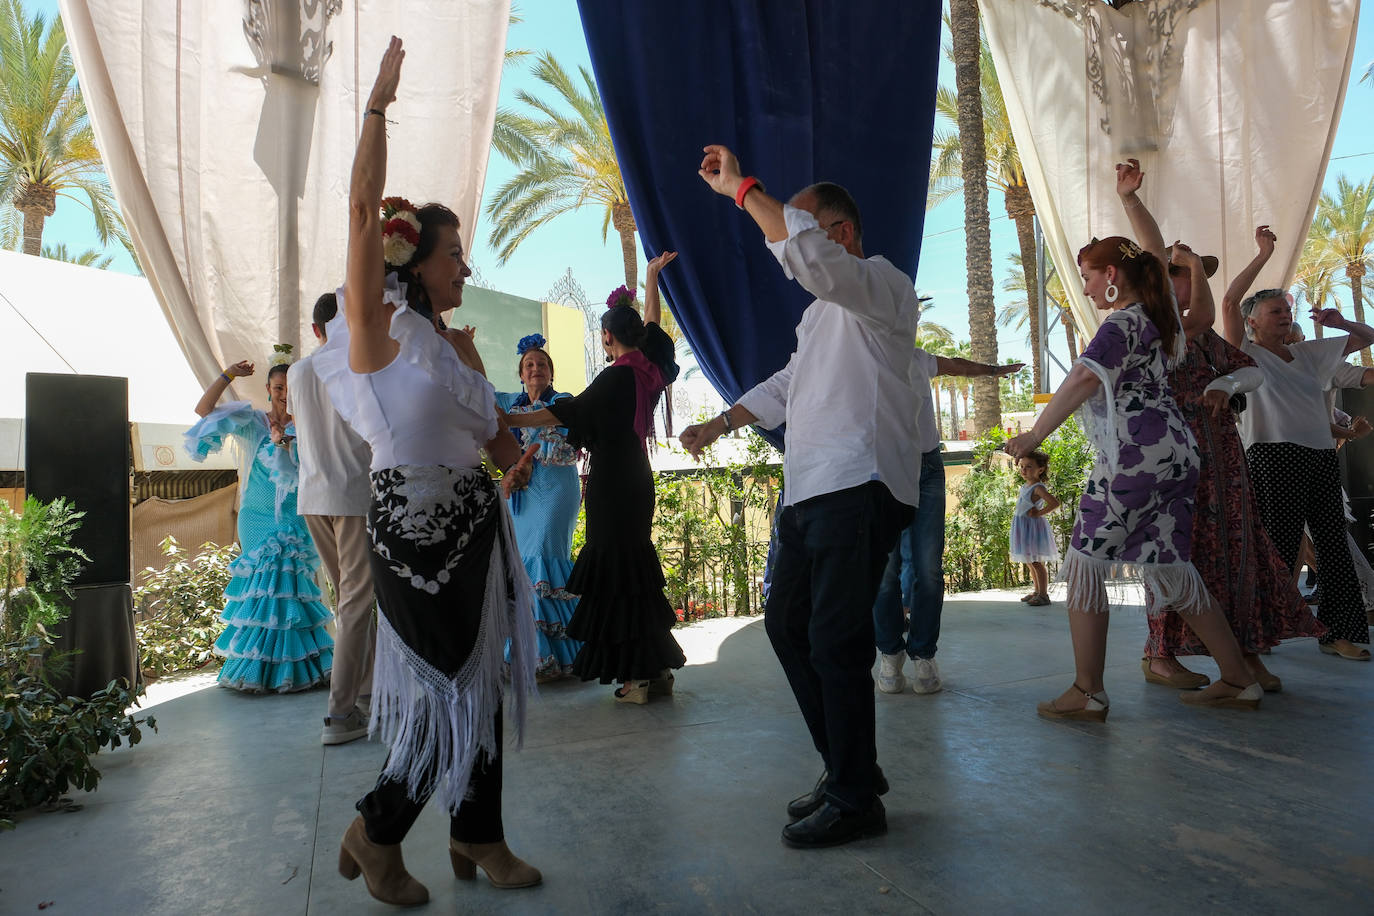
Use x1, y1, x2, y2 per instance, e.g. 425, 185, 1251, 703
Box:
652, 426, 781, 621
133, 537, 235, 677
0, 666, 153, 829
0, 496, 87, 646
0, 495, 153, 830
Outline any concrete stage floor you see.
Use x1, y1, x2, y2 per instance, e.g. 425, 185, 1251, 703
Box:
2, 589, 1371, 915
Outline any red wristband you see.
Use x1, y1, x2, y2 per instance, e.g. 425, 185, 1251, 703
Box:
735, 176, 763, 210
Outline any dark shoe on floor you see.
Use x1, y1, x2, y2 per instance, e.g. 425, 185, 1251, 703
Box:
786, 765, 889, 821
781, 799, 887, 849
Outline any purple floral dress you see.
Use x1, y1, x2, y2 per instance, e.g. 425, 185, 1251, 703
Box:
1062, 303, 1208, 615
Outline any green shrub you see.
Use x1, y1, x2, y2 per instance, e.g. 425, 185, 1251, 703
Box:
653, 427, 781, 622
134, 537, 236, 677
0, 497, 88, 644
0, 663, 152, 829
0, 497, 154, 830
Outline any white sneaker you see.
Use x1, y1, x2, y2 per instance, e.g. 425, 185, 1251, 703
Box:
321, 707, 369, 745
877, 652, 907, 694
912, 658, 942, 695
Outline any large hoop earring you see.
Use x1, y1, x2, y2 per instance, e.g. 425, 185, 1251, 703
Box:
1105, 283, 1119, 304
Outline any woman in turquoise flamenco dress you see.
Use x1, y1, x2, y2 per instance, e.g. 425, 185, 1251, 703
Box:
185, 356, 334, 692
496, 334, 585, 681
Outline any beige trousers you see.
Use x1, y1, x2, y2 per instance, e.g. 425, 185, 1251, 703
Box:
305, 514, 376, 717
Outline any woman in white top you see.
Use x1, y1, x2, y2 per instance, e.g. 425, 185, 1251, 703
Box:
1222, 230, 1374, 661
323, 38, 541, 906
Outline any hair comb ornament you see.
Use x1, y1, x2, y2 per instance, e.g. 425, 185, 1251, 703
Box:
1118, 240, 1144, 259
516, 333, 547, 356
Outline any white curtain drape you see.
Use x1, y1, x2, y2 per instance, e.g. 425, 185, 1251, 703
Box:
58, 0, 510, 405
980, 0, 1360, 336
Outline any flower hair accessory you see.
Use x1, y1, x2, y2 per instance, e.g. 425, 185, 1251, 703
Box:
605, 284, 636, 309
270, 343, 294, 367
516, 333, 547, 356
1118, 239, 1144, 260
381, 196, 421, 268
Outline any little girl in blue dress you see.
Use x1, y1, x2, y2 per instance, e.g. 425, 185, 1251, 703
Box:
1010, 451, 1061, 607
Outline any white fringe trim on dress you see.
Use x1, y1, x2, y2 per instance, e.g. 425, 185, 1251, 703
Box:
368, 497, 538, 814
1056, 547, 1211, 616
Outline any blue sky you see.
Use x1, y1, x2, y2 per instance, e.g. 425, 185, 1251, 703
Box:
27, 0, 1374, 385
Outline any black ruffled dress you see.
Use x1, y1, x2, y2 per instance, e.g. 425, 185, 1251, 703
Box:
546, 323, 685, 682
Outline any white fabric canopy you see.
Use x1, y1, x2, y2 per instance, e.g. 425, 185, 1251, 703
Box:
980, 0, 1360, 335
58, 0, 510, 406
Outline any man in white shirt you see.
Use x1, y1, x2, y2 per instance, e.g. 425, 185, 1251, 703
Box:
874, 347, 1021, 697
288, 292, 377, 745
682, 144, 920, 848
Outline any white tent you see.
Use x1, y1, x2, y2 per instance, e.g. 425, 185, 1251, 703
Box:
0, 250, 212, 472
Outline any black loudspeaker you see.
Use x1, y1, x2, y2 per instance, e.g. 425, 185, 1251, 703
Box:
1338, 386, 1374, 566
47, 583, 139, 697
25, 373, 131, 586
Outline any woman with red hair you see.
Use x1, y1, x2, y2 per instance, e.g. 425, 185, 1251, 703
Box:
1007, 236, 1261, 720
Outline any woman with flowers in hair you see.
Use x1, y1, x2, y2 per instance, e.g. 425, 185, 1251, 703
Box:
505, 250, 686, 705
322, 38, 541, 907
1006, 236, 1262, 720
495, 334, 585, 681
185, 346, 334, 692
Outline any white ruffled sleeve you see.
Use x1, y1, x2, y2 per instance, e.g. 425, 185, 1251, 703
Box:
314, 274, 498, 444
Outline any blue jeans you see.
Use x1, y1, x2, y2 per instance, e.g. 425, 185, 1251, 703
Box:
872, 449, 945, 660
764, 482, 912, 811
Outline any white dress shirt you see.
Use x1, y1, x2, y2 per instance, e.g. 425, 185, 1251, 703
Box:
736, 206, 922, 508
288, 350, 373, 517
911, 347, 941, 454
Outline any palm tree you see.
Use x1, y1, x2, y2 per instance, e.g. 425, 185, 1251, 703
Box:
932, 25, 1039, 392
1312, 174, 1374, 365
0, 0, 127, 257
946, 0, 1002, 433
1293, 228, 1340, 339
486, 52, 639, 291
41, 241, 111, 268
1000, 252, 1080, 360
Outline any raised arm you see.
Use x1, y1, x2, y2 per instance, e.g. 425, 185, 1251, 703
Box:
699, 144, 787, 241
1171, 242, 1215, 338
1313, 308, 1374, 357
1221, 225, 1276, 347
344, 37, 405, 373
643, 251, 677, 327
1115, 159, 1166, 265
195, 360, 254, 417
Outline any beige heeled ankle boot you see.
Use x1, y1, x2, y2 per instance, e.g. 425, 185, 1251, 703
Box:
448, 838, 542, 888
338, 816, 430, 906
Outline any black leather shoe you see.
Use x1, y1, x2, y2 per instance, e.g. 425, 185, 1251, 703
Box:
786, 765, 889, 821
781, 798, 887, 849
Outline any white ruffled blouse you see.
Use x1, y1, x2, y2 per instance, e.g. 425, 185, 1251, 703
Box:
315, 273, 498, 472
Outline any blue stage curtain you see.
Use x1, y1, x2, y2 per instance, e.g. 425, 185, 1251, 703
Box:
577, 1, 942, 444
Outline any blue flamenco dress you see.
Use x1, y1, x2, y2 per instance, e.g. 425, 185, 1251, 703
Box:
496, 388, 584, 679
184, 401, 334, 692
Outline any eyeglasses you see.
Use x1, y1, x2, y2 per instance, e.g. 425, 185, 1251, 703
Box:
823, 219, 848, 232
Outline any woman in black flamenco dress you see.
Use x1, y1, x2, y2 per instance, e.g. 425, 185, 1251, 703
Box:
505, 252, 686, 703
